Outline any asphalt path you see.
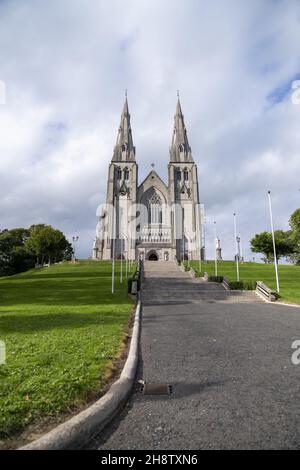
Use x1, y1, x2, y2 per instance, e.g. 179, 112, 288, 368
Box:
88, 263, 300, 450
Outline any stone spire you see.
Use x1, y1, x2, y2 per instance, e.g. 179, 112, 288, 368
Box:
169, 98, 193, 163
112, 97, 136, 162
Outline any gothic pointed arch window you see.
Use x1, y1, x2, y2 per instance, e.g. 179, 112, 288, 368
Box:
183, 168, 189, 181
117, 166, 122, 180
124, 167, 129, 180
121, 142, 127, 161
143, 189, 163, 225
179, 143, 185, 162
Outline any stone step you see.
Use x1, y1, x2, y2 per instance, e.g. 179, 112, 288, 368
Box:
141, 261, 263, 304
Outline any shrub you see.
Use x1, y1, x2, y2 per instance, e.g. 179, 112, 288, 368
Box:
208, 275, 224, 283
194, 270, 204, 278
227, 280, 256, 290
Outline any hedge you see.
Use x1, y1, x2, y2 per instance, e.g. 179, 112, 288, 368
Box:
208, 275, 224, 283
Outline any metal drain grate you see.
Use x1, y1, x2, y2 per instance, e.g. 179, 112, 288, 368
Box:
141, 383, 172, 395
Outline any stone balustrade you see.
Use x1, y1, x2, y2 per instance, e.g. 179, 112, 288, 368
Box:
139, 225, 172, 243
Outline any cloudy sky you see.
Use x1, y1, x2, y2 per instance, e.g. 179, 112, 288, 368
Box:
0, 0, 300, 260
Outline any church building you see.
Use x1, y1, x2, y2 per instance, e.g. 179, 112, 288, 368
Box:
92, 97, 202, 262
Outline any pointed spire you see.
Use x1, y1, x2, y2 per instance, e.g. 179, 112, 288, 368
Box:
112, 95, 136, 162
170, 97, 193, 163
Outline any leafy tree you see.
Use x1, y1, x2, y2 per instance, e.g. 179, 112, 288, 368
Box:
25, 225, 72, 265
0, 225, 73, 276
0, 228, 35, 276
289, 208, 300, 264
290, 208, 300, 235
250, 230, 296, 263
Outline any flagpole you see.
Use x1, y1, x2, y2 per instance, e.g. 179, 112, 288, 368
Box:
233, 213, 240, 282
214, 221, 218, 276
268, 191, 280, 293
197, 204, 202, 274
120, 245, 123, 283
111, 195, 116, 294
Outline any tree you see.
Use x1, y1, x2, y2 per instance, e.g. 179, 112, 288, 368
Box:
0, 225, 73, 277
290, 208, 300, 235
0, 228, 36, 276
250, 230, 296, 263
289, 208, 300, 264
25, 225, 72, 265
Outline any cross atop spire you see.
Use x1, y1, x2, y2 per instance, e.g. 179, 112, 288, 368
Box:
112, 96, 136, 162
170, 97, 193, 163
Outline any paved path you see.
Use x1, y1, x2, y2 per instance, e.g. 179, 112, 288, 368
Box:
89, 262, 300, 450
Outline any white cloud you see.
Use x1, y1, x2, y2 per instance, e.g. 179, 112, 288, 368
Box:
0, 0, 300, 259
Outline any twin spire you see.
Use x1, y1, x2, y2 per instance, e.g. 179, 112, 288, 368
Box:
112, 96, 193, 163
112, 96, 136, 162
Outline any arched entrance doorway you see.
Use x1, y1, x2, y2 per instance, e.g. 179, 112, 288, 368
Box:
147, 251, 158, 261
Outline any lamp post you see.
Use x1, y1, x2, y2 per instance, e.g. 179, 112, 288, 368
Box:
72, 236, 79, 262
120, 250, 123, 284
203, 216, 206, 262
268, 190, 280, 293
123, 233, 129, 278
125, 250, 128, 278
197, 203, 202, 274
214, 221, 218, 276
111, 196, 116, 294
233, 213, 240, 282
236, 236, 241, 261
182, 207, 185, 262
239, 234, 243, 262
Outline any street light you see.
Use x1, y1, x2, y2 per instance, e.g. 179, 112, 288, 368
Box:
111, 196, 116, 294
239, 234, 243, 262
233, 213, 240, 282
123, 233, 129, 278
268, 190, 280, 293
197, 203, 202, 274
236, 236, 241, 260
214, 221, 218, 276
72, 236, 79, 262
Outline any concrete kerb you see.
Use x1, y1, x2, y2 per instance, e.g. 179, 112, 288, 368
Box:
20, 300, 142, 450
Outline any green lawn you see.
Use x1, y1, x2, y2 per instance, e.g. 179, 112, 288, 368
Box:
190, 260, 300, 305
0, 260, 134, 439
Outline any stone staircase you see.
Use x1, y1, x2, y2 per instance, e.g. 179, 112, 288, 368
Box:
141, 261, 262, 305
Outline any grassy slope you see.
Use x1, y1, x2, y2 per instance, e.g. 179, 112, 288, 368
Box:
190, 260, 300, 304
0, 260, 134, 437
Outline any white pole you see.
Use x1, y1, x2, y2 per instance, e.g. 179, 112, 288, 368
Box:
233, 213, 240, 282
111, 196, 116, 294
214, 221, 218, 276
120, 245, 123, 283
268, 191, 280, 293
240, 234, 243, 261
197, 204, 202, 274
182, 207, 185, 262
203, 219, 206, 261
126, 220, 129, 278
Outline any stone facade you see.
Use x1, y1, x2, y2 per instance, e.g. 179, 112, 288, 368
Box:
92, 97, 203, 262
